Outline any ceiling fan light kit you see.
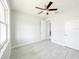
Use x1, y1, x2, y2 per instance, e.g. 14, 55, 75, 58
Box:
35, 1, 58, 15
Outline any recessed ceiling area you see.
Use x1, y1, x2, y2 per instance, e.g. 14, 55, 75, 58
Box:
9, 0, 79, 17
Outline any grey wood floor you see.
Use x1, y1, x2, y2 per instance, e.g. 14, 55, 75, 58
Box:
10, 40, 79, 59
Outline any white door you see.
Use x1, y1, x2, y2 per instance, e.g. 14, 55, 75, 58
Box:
65, 19, 79, 50
40, 20, 47, 40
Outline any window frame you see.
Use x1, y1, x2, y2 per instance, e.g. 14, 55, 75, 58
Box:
0, 0, 9, 50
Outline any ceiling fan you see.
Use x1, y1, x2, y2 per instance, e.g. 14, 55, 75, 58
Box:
35, 1, 58, 15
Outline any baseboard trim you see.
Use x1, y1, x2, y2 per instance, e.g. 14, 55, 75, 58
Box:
12, 39, 42, 49
51, 40, 79, 51
51, 40, 65, 46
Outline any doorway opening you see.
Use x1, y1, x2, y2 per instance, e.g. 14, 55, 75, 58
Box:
46, 21, 51, 40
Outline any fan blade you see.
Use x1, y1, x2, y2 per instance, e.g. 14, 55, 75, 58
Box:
38, 11, 44, 14
46, 1, 53, 9
36, 7, 45, 10
48, 8, 58, 11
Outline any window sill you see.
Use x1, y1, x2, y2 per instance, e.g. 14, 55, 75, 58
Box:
0, 40, 8, 50
0, 40, 9, 59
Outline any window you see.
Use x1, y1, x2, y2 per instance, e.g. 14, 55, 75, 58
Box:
0, 0, 9, 49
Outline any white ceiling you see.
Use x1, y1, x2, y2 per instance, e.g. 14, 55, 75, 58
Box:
9, 0, 79, 17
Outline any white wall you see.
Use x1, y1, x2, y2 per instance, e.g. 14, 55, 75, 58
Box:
47, 7, 79, 50
11, 10, 44, 48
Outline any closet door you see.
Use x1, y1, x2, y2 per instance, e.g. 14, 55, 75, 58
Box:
65, 19, 79, 50
40, 20, 47, 40
51, 17, 65, 46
